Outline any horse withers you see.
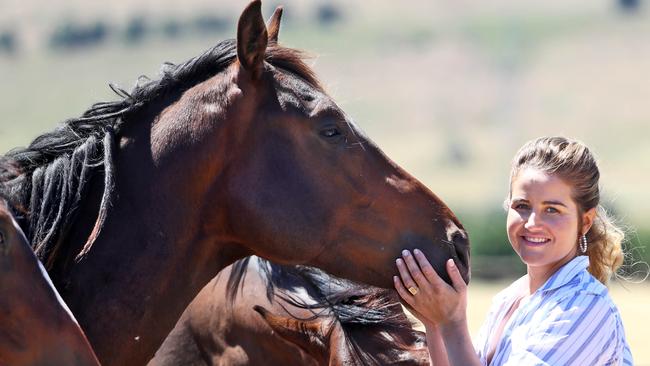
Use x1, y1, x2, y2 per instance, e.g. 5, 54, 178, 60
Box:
1, 1, 468, 364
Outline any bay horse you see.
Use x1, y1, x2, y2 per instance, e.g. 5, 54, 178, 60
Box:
0, 2, 468, 364
0, 164, 100, 366
150, 256, 429, 365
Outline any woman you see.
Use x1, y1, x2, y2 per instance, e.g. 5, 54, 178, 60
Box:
395, 137, 633, 365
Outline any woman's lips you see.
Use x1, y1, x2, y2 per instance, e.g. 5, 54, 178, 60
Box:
522, 236, 551, 246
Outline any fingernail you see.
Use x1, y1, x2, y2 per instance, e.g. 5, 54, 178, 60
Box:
396, 258, 402, 264
414, 249, 422, 255
402, 250, 410, 256
393, 276, 398, 282
448, 259, 455, 267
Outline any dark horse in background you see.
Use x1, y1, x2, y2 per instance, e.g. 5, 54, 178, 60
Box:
0, 1, 469, 364
150, 256, 429, 365
0, 165, 99, 366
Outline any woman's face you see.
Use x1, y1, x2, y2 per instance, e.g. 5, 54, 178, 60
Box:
507, 168, 591, 274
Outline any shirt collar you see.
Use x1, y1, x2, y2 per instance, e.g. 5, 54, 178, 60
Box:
538, 255, 589, 293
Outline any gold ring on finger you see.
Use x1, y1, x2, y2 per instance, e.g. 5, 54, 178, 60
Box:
408, 286, 419, 295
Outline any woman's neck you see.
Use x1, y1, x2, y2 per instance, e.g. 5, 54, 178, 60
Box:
525, 253, 578, 294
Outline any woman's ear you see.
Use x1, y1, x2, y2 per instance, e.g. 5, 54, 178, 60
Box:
582, 207, 597, 235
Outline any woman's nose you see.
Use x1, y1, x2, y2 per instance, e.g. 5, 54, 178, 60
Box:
524, 212, 540, 229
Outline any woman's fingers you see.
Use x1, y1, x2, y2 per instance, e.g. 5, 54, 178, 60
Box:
446, 258, 467, 293
396, 258, 419, 295
413, 249, 445, 287
401, 250, 429, 289
393, 275, 415, 305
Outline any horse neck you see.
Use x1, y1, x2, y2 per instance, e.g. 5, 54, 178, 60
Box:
57, 107, 251, 366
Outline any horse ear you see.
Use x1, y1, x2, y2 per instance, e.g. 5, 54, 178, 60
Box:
266, 6, 283, 43
253, 305, 329, 361
237, 0, 268, 80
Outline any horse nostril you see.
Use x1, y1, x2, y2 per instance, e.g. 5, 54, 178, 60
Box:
449, 229, 470, 268
450, 230, 467, 247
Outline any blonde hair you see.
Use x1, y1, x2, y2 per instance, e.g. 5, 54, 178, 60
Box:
509, 136, 624, 285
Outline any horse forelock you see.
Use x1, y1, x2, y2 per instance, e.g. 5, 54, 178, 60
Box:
265, 44, 321, 90
1, 38, 321, 269
231, 258, 425, 365
224, 256, 253, 304
330, 289, 427, 365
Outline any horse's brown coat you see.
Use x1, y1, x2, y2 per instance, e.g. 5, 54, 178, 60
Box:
1, 1, 469, 364
0, 198, 99, 366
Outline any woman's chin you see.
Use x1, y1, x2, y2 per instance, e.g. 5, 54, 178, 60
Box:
516, 250, 546, 267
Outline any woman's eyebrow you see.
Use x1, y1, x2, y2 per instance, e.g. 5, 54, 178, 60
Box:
542, 200, 568, 207
510, 197, 528, 203
510, 198, 568, 207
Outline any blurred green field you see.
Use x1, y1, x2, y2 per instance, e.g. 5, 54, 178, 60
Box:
408, 280, 650, 365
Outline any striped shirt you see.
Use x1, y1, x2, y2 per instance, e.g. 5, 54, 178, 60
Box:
474, 256, 633, 365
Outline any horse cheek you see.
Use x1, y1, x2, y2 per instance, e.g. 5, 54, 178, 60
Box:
227, 137, 333, 261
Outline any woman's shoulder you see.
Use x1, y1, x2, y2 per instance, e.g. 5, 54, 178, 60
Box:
552, 269, 618, 310
534, 256, 617, 312
539, 271, 626, 335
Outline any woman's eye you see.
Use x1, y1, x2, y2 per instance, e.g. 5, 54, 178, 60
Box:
320, 128, 341, 138
545, 207, 559, 214
513, 203, 529, 210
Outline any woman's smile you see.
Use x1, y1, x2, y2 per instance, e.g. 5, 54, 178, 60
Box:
522, 235, 551, 245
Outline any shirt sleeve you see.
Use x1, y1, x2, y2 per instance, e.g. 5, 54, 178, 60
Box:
500, 293, 622, 366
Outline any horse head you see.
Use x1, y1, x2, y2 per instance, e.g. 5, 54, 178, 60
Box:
253, 301, 429, 365
209, 1, 470, 287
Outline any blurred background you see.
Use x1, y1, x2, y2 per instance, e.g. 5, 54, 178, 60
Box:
1, 0, 649, 363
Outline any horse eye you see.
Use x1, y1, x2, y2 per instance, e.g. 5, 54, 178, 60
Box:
0, 231, 4, 245
320, 128, 341, 138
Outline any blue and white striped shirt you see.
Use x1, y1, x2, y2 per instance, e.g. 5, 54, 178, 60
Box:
474, 256, 633, 365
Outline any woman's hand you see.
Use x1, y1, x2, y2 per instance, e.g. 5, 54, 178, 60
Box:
395, 250, 483, 366
393, 249, 468, 328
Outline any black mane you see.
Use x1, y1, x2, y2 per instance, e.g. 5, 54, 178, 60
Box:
227, 257, 425, 365
0, 39, 319, 268
0, 157, 25, 218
